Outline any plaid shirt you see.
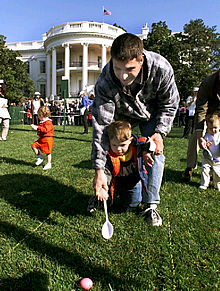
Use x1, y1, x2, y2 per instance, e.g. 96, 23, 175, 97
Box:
92, 50, 180, 169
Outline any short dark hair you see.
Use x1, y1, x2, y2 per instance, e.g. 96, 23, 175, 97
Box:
111, 33, 143, 61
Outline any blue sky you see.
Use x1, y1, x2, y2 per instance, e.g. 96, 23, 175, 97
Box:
2, 0, 219, 43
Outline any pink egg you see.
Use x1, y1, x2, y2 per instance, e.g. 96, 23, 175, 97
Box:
80, 278, 93, 290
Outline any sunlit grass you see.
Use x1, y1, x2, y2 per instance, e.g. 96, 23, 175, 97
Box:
0, 124, 219, 290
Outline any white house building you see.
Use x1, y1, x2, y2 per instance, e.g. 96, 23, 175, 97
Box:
6, 21, 149, 99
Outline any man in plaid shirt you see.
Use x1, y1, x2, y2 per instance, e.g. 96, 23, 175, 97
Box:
91, 33, 179, 226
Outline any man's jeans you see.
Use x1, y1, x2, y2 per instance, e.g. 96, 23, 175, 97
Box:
139, 119, 165, 204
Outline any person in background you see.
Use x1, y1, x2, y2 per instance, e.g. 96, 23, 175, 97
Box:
79, 92, 87, 126
182, 87, 199, 138
0, 80, 11, 141
199, 113, 220, 190
83, 93, 94, 134
91, 33, 179, 226
178, 101, 186, 127
25, 98, 32, 125
31, 106, 54, 170
31, 92, 44, 125
182, 70, 220, 182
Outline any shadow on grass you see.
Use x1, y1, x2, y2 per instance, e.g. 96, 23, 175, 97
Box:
54, 135, 91, 142
179, 158, 202, 168
0, 221, 143, 290
163, 168, 200, 187
0, 173, 90, 220
0, 157, 33, 167
0, 270, 49, 291
73, 159, 92, 169
10, 127, 32, 132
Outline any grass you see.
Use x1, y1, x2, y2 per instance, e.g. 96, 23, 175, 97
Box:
0, 124, 219, 290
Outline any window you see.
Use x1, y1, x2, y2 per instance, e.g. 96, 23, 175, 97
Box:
40, 84, 46, 98
98, 56, 102, 68
40, 61, 46, 73
79, 56, 83, 66
56, 60, 63, 69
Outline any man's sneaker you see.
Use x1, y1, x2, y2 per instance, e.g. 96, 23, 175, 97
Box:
87, 196, 103, 213
35, 155, 44, 166
182, 168, 192, 182
199, 185, 207, 190
43, 163, 51, 170
142, 204, 162, 226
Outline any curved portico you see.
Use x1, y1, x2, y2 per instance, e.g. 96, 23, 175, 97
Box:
43, 21, 125, 97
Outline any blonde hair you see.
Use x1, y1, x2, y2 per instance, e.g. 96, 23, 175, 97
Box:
106, 121, 132, 142
206, 113, 220, 125
38, 106, 51, 118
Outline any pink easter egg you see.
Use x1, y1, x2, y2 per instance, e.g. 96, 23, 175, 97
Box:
80, 278, 93, 290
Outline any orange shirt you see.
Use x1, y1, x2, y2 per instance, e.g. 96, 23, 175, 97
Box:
37, 119, 54, 138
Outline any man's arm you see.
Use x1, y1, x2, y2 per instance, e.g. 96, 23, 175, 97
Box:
93, 169, 109, 201
91, 72, 116, 199
194, 79, 209, 131
153, 61, 180, 137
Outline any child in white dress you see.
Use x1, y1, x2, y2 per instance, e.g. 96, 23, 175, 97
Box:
200, 113, 220, 190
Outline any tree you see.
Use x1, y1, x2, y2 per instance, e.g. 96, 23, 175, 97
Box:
178, 19, 220, 96
143, 21, 181, 68
0, 35, 35, 104
143, 19, 220, 99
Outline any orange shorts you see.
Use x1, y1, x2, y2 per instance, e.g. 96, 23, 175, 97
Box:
32, 137, 53, 154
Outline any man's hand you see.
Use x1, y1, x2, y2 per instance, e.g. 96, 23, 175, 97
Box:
151, 133, 164, 155
93, 169, 108, 201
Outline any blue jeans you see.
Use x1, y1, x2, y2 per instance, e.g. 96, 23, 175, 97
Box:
139, 118, 165, 204
114, 180, 142, 208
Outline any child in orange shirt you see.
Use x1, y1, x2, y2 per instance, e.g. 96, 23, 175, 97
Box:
31, 106, 54, 170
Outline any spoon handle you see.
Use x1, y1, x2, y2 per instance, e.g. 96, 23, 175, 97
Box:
103, 200, 109, 222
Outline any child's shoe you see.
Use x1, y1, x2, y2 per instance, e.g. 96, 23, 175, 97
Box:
43, 163, 51, 170
35, 155, 44, 166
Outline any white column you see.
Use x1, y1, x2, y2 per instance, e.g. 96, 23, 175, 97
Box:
82, 43, 88, 90
52, 47, 57, 96
102, 44, 107, 69
64, 43, 70, 79
46, 52, 51, 98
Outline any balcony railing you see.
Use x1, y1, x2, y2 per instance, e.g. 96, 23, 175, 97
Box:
56, 61, 102, 69
70, 61, 102, 68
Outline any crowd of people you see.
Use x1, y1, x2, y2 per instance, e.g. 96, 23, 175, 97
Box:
1, 32, 220, 229
23, 91, 94, 130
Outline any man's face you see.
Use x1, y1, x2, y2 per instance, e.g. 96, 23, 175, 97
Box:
112, 56, 144, 86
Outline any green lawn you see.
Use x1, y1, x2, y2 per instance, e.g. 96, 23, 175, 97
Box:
0, 124, 219, 290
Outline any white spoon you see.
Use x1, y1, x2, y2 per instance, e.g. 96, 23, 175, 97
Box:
102, 200, 113, 239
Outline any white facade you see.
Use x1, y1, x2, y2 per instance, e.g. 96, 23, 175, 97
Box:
6, 21, 149, 99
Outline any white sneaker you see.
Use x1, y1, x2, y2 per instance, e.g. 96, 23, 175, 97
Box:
142, 204, 162, 226
199, 185, 207, 190
35, 155, 44, 166
0, 137, 6, 141
43, 163, 51, 170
